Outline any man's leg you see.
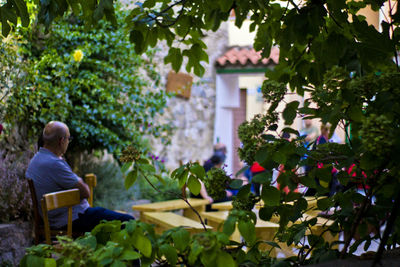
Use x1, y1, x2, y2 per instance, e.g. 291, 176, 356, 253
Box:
73, 207, 134, 232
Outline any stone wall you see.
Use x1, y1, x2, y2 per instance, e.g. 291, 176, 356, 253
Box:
0, 222, 33, 266
150, 24, 230, 170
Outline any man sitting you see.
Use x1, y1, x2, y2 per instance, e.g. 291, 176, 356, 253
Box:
26, 121, 134, 232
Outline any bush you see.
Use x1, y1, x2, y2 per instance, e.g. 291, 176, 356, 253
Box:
134, 174, 181, 202
0, 150, 32, 222
76, 153, 134, 211
76, 152, 181, 212
3, 6, 172, 159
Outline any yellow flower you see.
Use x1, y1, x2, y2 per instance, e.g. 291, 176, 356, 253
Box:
73, 49, 84, 62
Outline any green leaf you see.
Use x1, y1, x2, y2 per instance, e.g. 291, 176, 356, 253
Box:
23, 255, 44, 267
154, 174, 166, 185
165, 47, 183, 72
255, 147, 269, 164
124, 167, 138, 189
121, 162, 132, 174
282, 127, 299, 136
223, 215, 237, 236
110, 260, 125, 267
14, 0, 29, 27
178, 169, 189, 188
77, 235, 97, 249
130, 30, 146, 54
172, 228, 190, 252
238, 220, 256, 244
300, 174, 317, 188
272, 151, 287, 164
171, 166, 184, 179
259, 206, 274, 221
268, 124, 278, 131
132, 231, 152, 258
229, 179, 243, 189
66, 0, 80, 15
44, 258, 57, 267
261, 186, 281, 206
348, 105, 363, 122
190, 164, 206, 179
252, 171, 270, 184
282, 101, 299, 125
137, 158, 150, 164
317, 197, 331, 210
1, 7, 13, 36
264, 241, 281, 249
187, 175, 201, 195
236, 184, 251, 199
217, 251, 236, 267
293, 226, 306, 244
140, 163, 156, 174
159, 244, 178, 266
119, 250, 140, 261
262, 134, 277, 141
188, 241, 203, 265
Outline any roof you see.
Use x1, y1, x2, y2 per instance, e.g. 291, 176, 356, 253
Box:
216, 46, 279, 69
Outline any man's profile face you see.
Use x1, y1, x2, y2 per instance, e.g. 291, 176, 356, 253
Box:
62, 127, 71, 154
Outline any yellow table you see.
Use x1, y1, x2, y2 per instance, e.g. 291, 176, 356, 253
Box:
141, 212, 212, 234
201, 210, 295, 257
132, 198, 210, 221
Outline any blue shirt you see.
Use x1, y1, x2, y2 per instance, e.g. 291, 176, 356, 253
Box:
26, 148, 89, 228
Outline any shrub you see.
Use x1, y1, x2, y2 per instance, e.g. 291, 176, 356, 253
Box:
3, 6, 172, 159
0, 150, 32, 222
76, 153, 134, 211
134, 174, 181, 202
76, 152, 181, 212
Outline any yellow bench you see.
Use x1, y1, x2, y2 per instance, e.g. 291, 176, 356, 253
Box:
132, 198, 209, 221
201, 210, 296, 257
141, 212, 212, 234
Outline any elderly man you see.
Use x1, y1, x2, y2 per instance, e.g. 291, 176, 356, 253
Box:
26, 121, 134, 232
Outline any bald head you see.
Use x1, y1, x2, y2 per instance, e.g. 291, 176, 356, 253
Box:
43, 121, 69, 147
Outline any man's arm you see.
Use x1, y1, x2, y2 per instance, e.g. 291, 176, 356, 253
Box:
75, 177, 90, 200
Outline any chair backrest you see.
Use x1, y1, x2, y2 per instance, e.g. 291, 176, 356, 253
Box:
84, 173, 97, 207
41, 189, 80, 244
27, 178, 42, 244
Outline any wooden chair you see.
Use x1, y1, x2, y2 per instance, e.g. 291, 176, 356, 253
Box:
28, 175, 96, 244
41, 189, 81, 244
28, 179, 81, 244
28, 178, 44, 244
84, 173, 97, 207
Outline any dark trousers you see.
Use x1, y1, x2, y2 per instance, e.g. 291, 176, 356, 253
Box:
72, 207, 134, 232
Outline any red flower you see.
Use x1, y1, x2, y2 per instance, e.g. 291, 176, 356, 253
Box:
0, 124, 3, 135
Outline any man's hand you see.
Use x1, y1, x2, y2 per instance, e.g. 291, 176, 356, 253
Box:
76, 177, 90, 200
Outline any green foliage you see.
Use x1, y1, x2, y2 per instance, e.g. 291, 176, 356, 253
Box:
170, 162, 206, 192
203, 167, 231, 201
120, 145, 182, 202
75, 153, 136, 211
21, 220, 278, 266
232, 193, 260, 211
3, 6, 172, 156
7, 0, 400, 264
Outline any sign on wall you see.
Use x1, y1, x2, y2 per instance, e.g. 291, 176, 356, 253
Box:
166, 71, 193, 99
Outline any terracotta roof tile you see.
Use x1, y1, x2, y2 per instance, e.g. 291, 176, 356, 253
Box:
216, 46, 279, 67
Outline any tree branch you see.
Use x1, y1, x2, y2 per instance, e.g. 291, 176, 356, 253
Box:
140, 168, 208, 231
